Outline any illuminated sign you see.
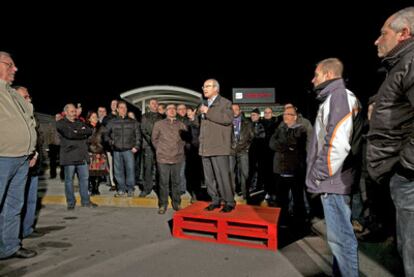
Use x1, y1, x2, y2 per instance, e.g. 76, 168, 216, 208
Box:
232, 88, 275, 104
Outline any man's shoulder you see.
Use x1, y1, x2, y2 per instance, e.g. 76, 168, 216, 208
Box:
56, 119, 66, 127
0, 80, 8, 92
153, 119, 165, 128
213, 95, 232, 107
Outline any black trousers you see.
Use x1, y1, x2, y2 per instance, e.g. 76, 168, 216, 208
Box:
142, 146, 157, 194
157, 162, 182, 209
275, 174, 306, 224
202, 155, 235, 207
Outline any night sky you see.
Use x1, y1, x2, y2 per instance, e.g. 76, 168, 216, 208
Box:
3, 1, 412, 120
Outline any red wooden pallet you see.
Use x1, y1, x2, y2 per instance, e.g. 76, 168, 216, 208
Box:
173, 201, 280, 250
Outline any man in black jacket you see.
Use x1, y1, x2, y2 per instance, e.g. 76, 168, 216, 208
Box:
367, 7, 414, 276
269, 106, 307, 225
57, 104, 96, 209
230, 104, 253, 200
140, 99, 163, 197
105, 101, 141, 197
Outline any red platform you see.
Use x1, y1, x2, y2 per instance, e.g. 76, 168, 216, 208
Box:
173, 201, 280, 250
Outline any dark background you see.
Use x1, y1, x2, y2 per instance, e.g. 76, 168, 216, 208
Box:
3, 1, 412, 120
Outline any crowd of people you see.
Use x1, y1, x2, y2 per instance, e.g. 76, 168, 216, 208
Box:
1, 6, 413, 276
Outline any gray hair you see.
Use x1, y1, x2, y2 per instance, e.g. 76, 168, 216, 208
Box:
64, 103, 75, 112
0, 51, 11, 59
12, 85, 27, 91
390, 7, 414, 35
317, 58, 343, 78
205, 78, 220, 90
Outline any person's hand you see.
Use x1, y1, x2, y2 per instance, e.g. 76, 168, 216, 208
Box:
29, 157, 37, 168
199, 105, 209, 115
131, 147, 138, 153
187, 110, 196, 120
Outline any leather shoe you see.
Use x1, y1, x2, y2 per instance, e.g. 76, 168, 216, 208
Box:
82, 201, 98, 208
204, 203, 221, 211
173, 205, 182, 211
158, 207, 166, 214
25, 230, 44, 239
220, 205, 235, 213
10, 248, 37, 259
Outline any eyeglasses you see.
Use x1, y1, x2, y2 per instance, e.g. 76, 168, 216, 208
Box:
0, 61, 16, 69
283, 113, 296, 116
202, 84, 215, 90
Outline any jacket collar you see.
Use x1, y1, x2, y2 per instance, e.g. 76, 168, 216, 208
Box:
382, 37, 414, 69
314, 78, 344, 102
208, 94, 220, 106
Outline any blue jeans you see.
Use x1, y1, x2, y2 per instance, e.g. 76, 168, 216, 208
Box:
22, 175, 38, 237
113, 150, 135, 193
64, 163, 90, 207
179, 160, 186, 193
321, 194, 358, 277
0, 156, 29, 258
390, 173, 414, 277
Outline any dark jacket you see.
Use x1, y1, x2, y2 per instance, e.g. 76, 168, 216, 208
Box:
184, 117, 200, 152
367, 38, 414, 184
88, 122, 105, 154
249, 120, 266, 156
101, 113, 117, 127
105, 116, 141, 151
199, 95, 233, 156
141, 111, 163, 149
261, 117, 280, 145
231, 116, 254, 155
57, 118, 92, 166
269, 122, 307, 175
29, 115, 44, 176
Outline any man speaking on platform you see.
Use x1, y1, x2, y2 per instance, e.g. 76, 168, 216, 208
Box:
199, 78, 235, 213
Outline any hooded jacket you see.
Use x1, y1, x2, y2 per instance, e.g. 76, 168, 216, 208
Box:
306, 78, 362, 194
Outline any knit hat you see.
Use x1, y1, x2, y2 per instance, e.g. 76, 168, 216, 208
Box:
251, 108, 260, 115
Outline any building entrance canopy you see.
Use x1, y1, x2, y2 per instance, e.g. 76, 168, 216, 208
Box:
120, 85, 202, 114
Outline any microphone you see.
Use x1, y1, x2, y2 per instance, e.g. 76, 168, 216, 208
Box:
200, 97, 208, 120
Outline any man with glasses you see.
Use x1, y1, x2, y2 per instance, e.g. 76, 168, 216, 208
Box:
199, 79, 235, 213
0, 51, 37, 259
269, 106, 307, 227
152, 104, 187, 214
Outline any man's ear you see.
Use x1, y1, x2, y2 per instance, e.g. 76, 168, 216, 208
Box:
399, 27, 412, 41
325, 71, 333, 80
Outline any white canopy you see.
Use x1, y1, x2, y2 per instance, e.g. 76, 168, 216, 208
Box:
120, 85, 202, 114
